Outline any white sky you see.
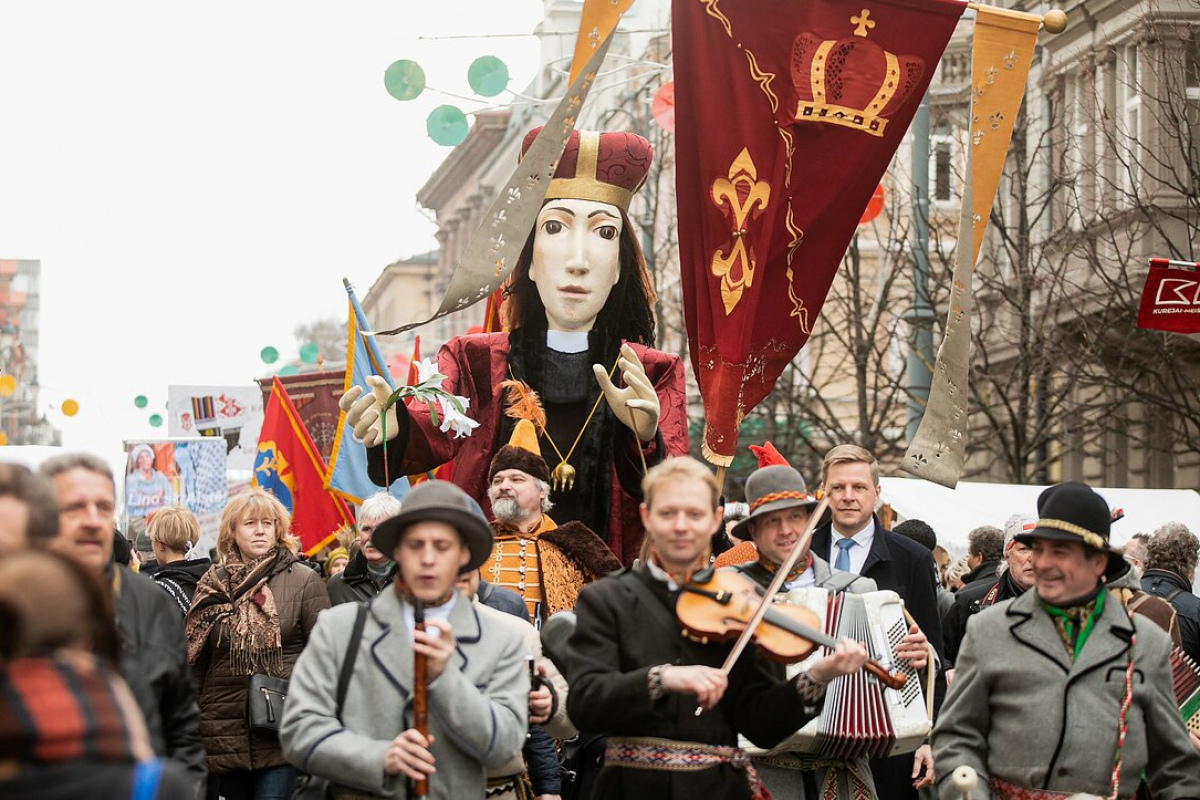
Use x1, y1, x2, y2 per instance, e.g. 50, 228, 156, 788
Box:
0, 1, 543, 463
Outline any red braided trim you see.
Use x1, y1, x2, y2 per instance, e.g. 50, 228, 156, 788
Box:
750, 490, 812, 513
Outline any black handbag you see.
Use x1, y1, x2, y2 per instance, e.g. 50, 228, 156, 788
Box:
291, 603, 368, 800
248, 674, 289, 735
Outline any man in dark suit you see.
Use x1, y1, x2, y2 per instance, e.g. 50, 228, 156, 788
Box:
811, 444, 943, 800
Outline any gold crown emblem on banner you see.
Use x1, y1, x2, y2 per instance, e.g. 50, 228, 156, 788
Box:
790, 9, 926, 138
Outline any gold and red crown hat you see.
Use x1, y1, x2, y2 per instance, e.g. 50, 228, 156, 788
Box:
521, 128, 652, 213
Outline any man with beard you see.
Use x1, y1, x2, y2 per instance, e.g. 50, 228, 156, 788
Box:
328, 491, 400, 605
942, 514, 1037, 675
483, 417, 621, 624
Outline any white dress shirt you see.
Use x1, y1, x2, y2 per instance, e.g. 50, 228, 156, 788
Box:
828, 518, 876, 574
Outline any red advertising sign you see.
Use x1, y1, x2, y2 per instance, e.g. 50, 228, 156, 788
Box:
1137, 259, 1200, 333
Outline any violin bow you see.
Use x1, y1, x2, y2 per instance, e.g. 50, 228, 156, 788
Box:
412, 599, 430, 797
716, 495, 830, 677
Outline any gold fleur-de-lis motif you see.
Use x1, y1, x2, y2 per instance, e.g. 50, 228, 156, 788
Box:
989, 111, 1004, 130
507, 187, 522, 203
490, 234, 506, 252
1003, 50, 1017, 70
492, 210, 507, 227
710, 148, 771, 315
493, 257, 506, 277
984, 65, 998, 85
972, 128, 985, 146
910, 452, 929, 468
454, 296, 471, 310
950, 428, 964, 442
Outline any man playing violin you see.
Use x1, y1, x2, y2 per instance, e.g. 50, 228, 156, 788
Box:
721, 449, 931, 800
566, 456, 870, 800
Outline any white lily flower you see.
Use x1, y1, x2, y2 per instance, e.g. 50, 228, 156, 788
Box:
414, 358, 445, 389
437, 394, 479, 439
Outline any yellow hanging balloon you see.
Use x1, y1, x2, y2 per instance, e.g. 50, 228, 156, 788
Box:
0, 375, 15, 397
61, 399, 80, 417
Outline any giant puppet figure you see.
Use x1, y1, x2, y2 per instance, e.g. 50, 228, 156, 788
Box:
342, 129, 688, 565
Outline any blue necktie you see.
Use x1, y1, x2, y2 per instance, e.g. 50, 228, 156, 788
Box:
834, 538, 856, 572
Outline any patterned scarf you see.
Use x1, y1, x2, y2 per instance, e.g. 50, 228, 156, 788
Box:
1042, 585, 1106, 661
757, 553, 812, 584
185, 547, 290, 676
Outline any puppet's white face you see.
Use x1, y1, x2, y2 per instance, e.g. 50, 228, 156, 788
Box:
529, 198, 622, 333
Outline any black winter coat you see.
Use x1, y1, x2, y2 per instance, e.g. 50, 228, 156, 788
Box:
113, 564, 207, 788
152, 558, 212, 615
326, 551, 396, 605
942, 570, 1027, 667
567, 567, 820, 800
1142, 568, 1200, 664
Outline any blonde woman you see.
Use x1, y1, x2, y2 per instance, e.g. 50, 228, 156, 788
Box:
148, 507, 211, 615
185, 489, 330, 800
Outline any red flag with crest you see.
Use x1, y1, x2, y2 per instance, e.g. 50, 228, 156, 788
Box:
673, 0, 964, 464
254, 378, 354, 555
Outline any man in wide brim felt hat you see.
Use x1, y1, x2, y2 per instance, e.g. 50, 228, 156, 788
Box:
371, 480, 494, 574
933, 480, 1200, 798
1013, 481, 1130, 584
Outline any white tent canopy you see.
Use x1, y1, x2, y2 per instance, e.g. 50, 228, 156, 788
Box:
878, 477, 1200, 556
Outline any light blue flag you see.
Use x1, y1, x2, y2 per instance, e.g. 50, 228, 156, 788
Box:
325, 278, 408, 504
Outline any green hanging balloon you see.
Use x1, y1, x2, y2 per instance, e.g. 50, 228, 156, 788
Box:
278, 365, 300, 377
427, 105, 469, 146
261, 346, 279, 364
134, 395, 148, 409
467, 56, 509, 98
300, 343, 320, 364
149, 414, 163, 427
384, 59, 426, 102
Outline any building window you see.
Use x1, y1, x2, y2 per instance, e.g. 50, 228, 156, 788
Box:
1119, 44, 1141, 196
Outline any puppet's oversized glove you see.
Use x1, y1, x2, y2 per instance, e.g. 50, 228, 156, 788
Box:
594, 343, 660, 443
339, 375, 398, 449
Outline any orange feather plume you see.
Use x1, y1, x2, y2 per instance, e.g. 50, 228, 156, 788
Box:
501, 379, 547, 433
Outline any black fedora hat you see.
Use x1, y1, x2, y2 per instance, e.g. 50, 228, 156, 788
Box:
1014, 481, 1129, 581
371, 481, 494, 573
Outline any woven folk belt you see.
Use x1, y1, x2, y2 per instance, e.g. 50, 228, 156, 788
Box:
989, 777, 1110, 800
605, 736, 772, 800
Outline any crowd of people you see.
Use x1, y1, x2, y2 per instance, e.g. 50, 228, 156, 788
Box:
0, 436, 1197, 800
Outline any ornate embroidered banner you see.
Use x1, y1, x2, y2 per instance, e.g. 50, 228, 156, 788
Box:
673, 0, 964, 466
902, 5, 1041, 487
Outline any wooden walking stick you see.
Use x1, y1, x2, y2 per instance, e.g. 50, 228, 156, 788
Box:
412, 599, 430, 797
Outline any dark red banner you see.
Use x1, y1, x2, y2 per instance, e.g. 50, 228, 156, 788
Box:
1137, 259, 1200, 333
673, 0, 963, 464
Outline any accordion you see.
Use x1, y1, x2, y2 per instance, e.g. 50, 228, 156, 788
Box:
743, 587, 931, 760
1170, 646, 1200, 734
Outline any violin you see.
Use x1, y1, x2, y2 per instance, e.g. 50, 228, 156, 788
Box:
676, 568, 907, 690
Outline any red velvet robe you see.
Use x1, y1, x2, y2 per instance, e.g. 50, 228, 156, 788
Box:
367, 332, 689, 565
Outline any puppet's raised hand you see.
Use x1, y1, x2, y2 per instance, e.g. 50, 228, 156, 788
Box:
339, 375, 398, 448
594, 343, 659, 443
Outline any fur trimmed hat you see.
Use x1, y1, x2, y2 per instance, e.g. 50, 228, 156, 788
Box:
488, 419, 551, 484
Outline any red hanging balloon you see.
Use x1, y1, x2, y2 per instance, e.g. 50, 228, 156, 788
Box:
651, 82, 675, 134
860, 184, 885, 224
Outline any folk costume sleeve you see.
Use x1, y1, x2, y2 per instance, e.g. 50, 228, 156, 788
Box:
280, 612, 393, 795
567, 579, 661, 733
425, 620, 530, 770
931, 620, 991, 800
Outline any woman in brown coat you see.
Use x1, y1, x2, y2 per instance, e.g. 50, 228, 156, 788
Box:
185, 489, 330, 800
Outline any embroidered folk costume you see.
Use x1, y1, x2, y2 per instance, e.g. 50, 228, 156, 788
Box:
485, 410, 621, 623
